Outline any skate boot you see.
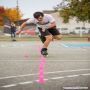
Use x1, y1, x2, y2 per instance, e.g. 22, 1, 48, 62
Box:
41, 48, 48, 57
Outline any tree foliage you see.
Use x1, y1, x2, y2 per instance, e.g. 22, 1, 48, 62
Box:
55, 0, 90, 23
0, 6, 23, 26
0, 6, 5, 25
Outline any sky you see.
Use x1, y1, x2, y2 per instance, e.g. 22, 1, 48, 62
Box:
0, 0, 62, 19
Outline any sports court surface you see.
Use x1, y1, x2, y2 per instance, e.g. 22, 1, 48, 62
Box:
0, 41, 90, 90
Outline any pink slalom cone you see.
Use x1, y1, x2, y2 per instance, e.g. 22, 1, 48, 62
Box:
37, 56, 46, 83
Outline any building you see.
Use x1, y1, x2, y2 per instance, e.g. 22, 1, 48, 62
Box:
43, 10, 90, 34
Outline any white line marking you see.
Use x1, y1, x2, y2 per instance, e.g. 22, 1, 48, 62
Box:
1, 45, 5, 47
82, 73, 90, 76
0, 60, 89, 61
0, 68, 90, 80
61, 43, 68, 47
44, 79, 49, 81
2, 84, 17, 88
19, 81, 34, 85
45, 69, 90, 74
2, 73, 90, 88
0, 73, 38, 80
51, 77, 64, 80
66, 75, 79, 78
36, 79, 49, 82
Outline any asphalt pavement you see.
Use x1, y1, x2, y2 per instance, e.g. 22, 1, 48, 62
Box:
0, 41, 90, 90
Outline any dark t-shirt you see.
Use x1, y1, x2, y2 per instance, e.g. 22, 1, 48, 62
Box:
11, 26, 16, 32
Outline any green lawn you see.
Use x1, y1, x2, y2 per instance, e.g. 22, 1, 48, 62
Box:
0, 36, 40, 41
0, 35, 89, 42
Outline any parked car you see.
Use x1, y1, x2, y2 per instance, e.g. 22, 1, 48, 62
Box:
59, 28, 69, 34
74, 27, 89, 34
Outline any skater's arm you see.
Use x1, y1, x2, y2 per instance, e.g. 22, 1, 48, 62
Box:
41, 21, 56, 31
16, 18, 35, 35
45, 14, 56, 29
16, 22, 26, 35
20, 18, 35, 30
20, 22, 26, 30
46, 21, 56, 29
41, 22, 56, 32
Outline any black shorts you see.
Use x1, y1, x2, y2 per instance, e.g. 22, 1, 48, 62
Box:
38, 27, 60, 37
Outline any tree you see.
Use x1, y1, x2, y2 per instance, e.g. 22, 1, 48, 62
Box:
5, 8, 23, 22
54, 0, 90, 23
60, 8, 71, 23
0, 6, 23, 26
0, 6, 5, 25
0, 6, 5, 14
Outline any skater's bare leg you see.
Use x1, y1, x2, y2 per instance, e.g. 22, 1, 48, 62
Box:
42, 35, 53, 48
41, 35, 52, 55
53, 34, 63, 40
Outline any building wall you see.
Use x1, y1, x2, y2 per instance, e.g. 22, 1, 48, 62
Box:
43, 10, 90, 34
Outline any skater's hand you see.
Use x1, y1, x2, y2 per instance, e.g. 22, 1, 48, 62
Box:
16, 30, 22, 35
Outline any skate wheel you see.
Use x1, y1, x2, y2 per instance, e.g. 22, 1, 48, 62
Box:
43, 54, 48, 57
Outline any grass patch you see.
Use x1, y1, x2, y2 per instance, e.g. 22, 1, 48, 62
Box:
0, 34, 90, 42
0, 36, 40, 42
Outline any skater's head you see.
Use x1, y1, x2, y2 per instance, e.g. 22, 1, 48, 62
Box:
33, 12, 44, 22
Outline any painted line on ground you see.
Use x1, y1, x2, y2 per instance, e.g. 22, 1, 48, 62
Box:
51, 73, 90, 80
60, 43, 69, 47
19, 81, 34, 85
61, 43, 90, 49
1, 73, 90, 88
0, 60, 90, 61
2, 84, 17, 88
0, 68, 90, 80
